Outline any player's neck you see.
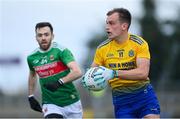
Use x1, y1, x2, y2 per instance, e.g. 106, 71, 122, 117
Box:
114, 33, 128, 44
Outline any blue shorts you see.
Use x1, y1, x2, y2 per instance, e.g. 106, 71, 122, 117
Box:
113, 84, 160, 118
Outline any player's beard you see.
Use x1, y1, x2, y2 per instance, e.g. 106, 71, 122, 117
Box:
39, 41, 51, 51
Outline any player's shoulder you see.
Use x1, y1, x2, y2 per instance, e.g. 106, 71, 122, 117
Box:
52, 42, 67, 51
129, 34, 148, 45
27, 48, 39, 58
97, 39, 112, 49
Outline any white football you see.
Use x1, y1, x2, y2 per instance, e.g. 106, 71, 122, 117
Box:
82, 67, 107, 91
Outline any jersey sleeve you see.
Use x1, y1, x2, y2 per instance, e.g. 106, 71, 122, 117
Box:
93, 48, 104, 65
137, 41, 150, 59
60, 48, 75, 65
27, 56, 35, 71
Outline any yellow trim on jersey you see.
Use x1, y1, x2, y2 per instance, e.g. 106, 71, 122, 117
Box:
93, 33, 150, 89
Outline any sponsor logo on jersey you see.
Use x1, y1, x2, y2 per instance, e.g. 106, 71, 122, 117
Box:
150, 108, 158, 111
106, 53, 114, 58
109, 61, 136, 69
34, 61, 68, 78
33, 59, 39, 64
109, 63, 116, 68
71, 94, 76, 99
40, 56, 48, 64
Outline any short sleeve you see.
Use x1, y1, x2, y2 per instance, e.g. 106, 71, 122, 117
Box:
137, 42, 150, 59
60, 48, 75, 65
27, 56, 35, 71
93, 48, 103, 65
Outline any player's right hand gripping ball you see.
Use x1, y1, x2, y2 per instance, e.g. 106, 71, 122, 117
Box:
81, 67, 107, 91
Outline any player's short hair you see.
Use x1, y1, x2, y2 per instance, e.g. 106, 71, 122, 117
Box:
107, 8, 131, 29
35, 22, 53, 33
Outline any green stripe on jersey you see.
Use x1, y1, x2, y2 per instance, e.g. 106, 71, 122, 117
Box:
130, 34, 144, 45
97, 39, 112, 49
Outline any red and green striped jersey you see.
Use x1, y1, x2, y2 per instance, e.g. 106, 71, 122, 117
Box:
27, 42, 80, 106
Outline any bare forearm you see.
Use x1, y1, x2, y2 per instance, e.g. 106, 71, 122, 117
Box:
62, 61, 82, 83
116, 58, 150, 80
28, 81, 36, 95
117, 68, 148, 80
28, 72, 37, 95
62, 69, 82, 83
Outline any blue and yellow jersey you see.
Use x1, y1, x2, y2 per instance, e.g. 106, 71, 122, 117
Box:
93, 34, 150, 95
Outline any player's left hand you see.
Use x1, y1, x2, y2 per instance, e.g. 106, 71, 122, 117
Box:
94, 66, 118, 81
28, 96, 42, 112
44, 79, 63, 92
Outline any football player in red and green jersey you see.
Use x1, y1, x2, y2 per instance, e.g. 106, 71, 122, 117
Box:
27, 22, 83, 118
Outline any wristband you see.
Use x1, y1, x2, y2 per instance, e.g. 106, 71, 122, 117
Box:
58, 78, 64, 85
28, 94, 34, 98
113, 70, 119, 78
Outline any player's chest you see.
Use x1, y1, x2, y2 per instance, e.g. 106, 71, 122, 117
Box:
105, 45, 137, 60
32, 52, 59, 66
104, 47, 137, 70
31, 52, 67, 78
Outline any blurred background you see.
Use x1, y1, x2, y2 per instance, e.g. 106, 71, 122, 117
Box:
0, 0, 180, 118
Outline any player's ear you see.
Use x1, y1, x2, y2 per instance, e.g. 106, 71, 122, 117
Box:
122, 23, 128, 30
52, 33, 54, 40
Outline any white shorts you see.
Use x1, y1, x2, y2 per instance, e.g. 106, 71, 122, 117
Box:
42, 100, 83, 118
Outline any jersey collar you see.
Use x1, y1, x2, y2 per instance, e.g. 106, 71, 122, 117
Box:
112, 34, 130, 47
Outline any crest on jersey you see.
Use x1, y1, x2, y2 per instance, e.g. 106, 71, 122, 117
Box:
129, 50, 134, 57
50, 55, 54, 61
